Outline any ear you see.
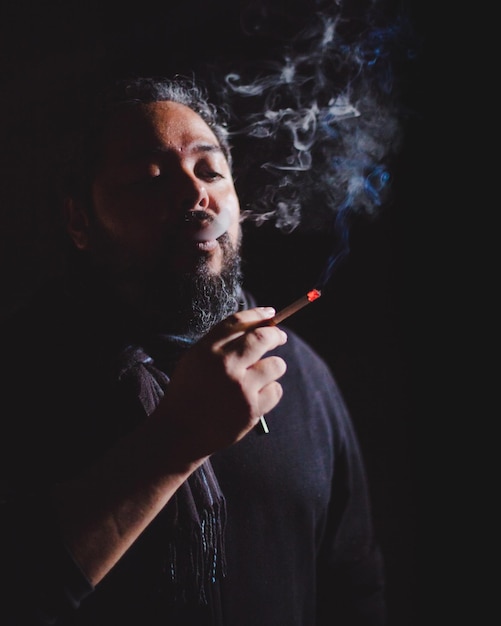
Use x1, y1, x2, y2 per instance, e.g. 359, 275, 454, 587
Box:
63, 197, 90, 251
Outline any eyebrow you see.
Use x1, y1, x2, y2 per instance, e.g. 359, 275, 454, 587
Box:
150, 143, 224, 157
120, 142, 227, 167
190, 143, 224, 155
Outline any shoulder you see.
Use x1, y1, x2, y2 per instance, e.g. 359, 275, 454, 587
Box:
275, 325, 351, 423
0, 280, 73, 350
278, 325, 327, 366
277, 325, 337, 389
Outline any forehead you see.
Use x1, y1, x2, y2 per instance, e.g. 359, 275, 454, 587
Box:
101, 100, 222, 158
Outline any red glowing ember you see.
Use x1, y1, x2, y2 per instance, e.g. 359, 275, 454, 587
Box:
306, 289, 321, 302
269, 289, 322, 326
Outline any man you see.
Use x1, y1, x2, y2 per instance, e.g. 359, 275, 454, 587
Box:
0, 76, 386, 625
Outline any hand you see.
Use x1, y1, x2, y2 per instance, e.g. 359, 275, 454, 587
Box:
51, 307, 286, 585
152, 307, 287, 466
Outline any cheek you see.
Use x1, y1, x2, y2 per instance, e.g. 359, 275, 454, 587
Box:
91, 183, 129, 236
227, 219, 241, 248
221, 189, 241, 246
91, 184, 161, 247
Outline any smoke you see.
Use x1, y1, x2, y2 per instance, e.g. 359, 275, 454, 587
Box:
211, 0, 418, 286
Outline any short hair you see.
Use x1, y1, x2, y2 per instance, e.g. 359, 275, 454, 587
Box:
59, 75, 232, 207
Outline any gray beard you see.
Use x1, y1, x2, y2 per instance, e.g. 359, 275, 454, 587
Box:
84, 222, 243, 339
150, 238, 244, 339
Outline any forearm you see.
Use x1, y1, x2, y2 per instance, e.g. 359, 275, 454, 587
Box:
52, 411, 207, 586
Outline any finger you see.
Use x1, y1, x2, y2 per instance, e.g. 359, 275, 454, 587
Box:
223, 325, 288, 370
245, 355, 287, 414
246, 355, 287, 388
257, 380, 285, 417
206, 307, 277, 346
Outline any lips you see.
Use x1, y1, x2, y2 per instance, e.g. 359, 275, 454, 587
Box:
192, 239, 219, 252
183, 210, 230, 243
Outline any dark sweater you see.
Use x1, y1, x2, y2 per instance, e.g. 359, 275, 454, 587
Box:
0, 279, 386, 625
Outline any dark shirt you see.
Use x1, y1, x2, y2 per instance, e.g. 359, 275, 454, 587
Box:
0, 278, 386, 625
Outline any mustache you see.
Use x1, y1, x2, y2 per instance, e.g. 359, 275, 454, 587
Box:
183, 209, 231, 242
84, 210, 242, 287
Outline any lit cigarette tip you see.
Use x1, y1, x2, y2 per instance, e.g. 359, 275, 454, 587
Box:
307, 288, 322, 302
269, 288, 322, 326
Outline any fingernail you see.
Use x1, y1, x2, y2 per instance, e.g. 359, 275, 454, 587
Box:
259, 307, 276, 317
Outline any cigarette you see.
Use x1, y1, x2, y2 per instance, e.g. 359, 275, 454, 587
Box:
254, 288, 321, 435
268, 288, 322, 325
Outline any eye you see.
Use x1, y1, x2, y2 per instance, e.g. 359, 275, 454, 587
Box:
195, 155, 227, 181
204, 170, 223, 180
127, 175, 162, 189
125, 163, 164, 187
195, 165, 224, 181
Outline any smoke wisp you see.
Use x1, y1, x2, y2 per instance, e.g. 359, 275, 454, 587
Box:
207, 0, 419, 287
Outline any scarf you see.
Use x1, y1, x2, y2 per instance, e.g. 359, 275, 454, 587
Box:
116, 335, 227, 604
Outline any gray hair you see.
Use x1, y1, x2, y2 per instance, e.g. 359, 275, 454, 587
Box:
59, 75, 232, 206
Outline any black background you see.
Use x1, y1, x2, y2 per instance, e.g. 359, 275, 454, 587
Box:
0, 1, 426, 624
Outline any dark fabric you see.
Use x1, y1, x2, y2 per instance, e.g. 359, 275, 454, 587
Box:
0, 279, 386, 625
116, 342, 227, 605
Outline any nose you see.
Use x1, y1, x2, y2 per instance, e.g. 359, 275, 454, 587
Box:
177, 174, 210, 212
